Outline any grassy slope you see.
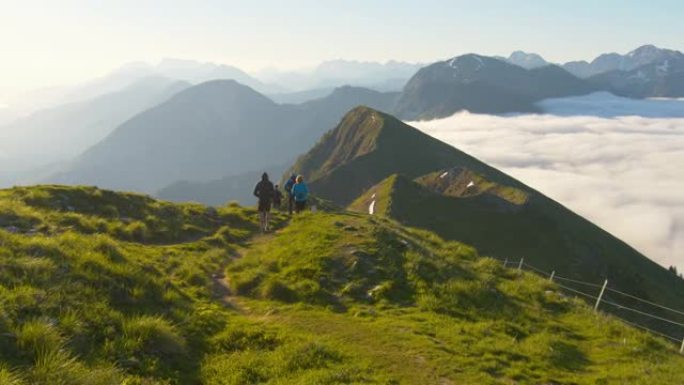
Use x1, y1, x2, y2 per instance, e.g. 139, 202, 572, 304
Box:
289, 107, 684, 325
350, 174, 684, 336
287, 106, 523, 206
1, 185, 683, 384
0, 185, 295, 385
225, 211, 684, 384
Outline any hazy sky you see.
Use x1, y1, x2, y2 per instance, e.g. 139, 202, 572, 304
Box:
1, 0, 683, 91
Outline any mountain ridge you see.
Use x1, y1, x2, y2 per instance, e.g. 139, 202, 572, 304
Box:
46, 81, 398, 194
1, 184, 682, 383
289, 107, 684, 326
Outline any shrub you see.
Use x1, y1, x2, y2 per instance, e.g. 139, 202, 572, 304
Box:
201, 352, 270, 385
259, 278, 298, 303
28, 348, 121, 385
123, 316, 186, 356
280, 342, 343, 372
0, 365, 25, 385
101, 205, 119, 219
125, 222, 149, 243
15, 319, 63, 357
210, 323, 279, 352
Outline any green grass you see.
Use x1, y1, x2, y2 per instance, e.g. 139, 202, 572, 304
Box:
225, 211, 684, 384
0, 185, 286, 384
348, 174, 684, 340
290, 106, 684, 342
416, 167, 529, 205
1, 185, 683, 384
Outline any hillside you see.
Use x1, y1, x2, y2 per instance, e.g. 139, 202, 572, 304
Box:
289, 107, 684, 325
0, 185, 682, 384
288, 106, 522, 205
47, 81, 397, 194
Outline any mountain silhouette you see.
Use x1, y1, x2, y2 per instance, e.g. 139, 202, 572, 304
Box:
47, 81, 397, 193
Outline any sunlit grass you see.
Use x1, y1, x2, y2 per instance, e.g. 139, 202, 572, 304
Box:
0, 185, 682, 384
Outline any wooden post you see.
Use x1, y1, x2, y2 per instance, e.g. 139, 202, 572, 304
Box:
549, 270, 555, 282
680, 337, 684, 354
517, 258, 524, 271
594, 279, 608, 312
503, 258, 508, 267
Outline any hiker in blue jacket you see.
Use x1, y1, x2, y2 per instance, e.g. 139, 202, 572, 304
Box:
291, 175, 309, 213
284, 173, 297, 215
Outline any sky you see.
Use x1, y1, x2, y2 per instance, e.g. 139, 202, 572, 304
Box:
1, 0, 684, 93
411, 93, 684, 271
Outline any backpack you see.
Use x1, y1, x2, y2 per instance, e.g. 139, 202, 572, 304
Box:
255, 180, 274, 201
284, 177, 296, 194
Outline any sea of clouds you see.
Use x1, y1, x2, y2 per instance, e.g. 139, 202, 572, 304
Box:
409, 92, 684, 271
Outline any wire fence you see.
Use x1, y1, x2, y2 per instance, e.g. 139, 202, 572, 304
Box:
493, 257, 684, 354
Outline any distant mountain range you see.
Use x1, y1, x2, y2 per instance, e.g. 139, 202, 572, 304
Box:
503, 45, 684, 78
395, 45, 684, 119
289, 107, 684, 331
562, 45, 684, 78
46, 82, 397, 193
2, 43, 681, 196
41, 44, 683, 198
394, 54, 595, 119
0, 76, 188, 174
257, 59, 424, 92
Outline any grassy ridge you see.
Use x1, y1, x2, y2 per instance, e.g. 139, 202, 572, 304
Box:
1, 186, 683, 384
0, 185, 287, 384
225, 211, 683, 384
349, 174, 684, 336
290, 107, 684, 335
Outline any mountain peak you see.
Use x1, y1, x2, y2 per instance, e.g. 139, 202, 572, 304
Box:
289, 107, 524, 205
507, 51, 549, 69
169, 79, 275, 107
292, 106, 387, 182
627, 44, 662, 58
445, 54, 494, 69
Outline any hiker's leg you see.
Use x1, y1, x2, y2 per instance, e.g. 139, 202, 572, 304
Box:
265, 211, 271, 231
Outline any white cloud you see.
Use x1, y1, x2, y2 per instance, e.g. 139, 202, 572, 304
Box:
409, 93, 684, 271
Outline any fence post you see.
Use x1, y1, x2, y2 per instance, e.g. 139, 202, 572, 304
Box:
549, 270, 555, 282
503, 258, 508, 267
680, 337, 684, 354
594, 279, 608, 312
517, 258, 524, 271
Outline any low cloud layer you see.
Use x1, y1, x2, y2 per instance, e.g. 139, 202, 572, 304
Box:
410, 93, 684, 270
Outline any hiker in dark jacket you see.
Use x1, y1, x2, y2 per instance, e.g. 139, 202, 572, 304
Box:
253, 172, 275, 232
273, 184, 283, 209
291, 175, 309, 213
284, 174, 297, 215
